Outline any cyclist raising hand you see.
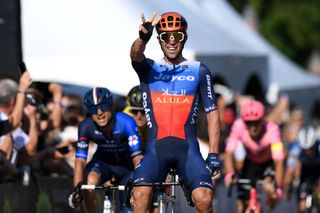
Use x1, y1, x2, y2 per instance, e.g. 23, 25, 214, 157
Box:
130, 11, 222, 213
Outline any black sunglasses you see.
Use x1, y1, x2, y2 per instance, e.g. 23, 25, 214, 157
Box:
245, 120, 262, 127
131, 109, 145, 115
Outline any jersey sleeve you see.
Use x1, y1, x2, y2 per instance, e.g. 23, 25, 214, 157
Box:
286, 141, 301, 168
268, 123, 285, 160
198, 63, 218, 113
131, 58, 154, 81
226, 119, 243, 153
75, 121, 90, 160
124, 116, 143, 158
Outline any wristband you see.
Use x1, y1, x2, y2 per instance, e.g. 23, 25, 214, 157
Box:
17, 90, 25, 95
53, 100, 63, 107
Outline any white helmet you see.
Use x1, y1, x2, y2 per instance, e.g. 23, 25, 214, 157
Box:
298, 126, 317, 150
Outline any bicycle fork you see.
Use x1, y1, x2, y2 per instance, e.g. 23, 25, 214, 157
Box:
245, 188, 261, 213
158, 174, 177, 213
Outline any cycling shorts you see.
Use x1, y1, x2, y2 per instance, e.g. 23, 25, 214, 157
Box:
85, 159, 131, 185
133, 138, 213, 192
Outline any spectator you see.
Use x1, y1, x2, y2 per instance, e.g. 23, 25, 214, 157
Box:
0, 72, 32, 136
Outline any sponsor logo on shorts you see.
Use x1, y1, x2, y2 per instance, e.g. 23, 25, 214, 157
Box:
200, 181, 213, 187
133, 177, 145, 184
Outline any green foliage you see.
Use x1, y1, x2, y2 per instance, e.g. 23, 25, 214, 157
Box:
36, 192, 52, 213
2, 198, 12, 213
228, 0, 320, 67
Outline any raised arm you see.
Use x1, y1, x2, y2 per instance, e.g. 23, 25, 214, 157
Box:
9, 71, 32, 129
48, 83, 63, 129
130, 11, 160, 62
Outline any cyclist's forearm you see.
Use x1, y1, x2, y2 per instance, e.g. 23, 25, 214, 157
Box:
132, 154, 143, 168
130, 38, 147, 62
224, 151, 235, 174
74, 158, 86, 187
274, 159, 284, 187
207, 110, 221, 153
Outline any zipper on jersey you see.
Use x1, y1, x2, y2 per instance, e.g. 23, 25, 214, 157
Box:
170, 64, 176, 136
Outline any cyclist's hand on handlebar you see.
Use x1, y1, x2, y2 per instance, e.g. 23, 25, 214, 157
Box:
224, 172, 237, 187
68, 182, 83, 209
206, 153, 222, 176
276, 187, 283, 199
139, 11, 161, 42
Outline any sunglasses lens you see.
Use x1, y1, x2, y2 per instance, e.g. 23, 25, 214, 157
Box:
245, 120, 262, 126
173, 32, 183, 42
131, 109, 145, 115
160, 32, 184, 43
88, 104, 110, 115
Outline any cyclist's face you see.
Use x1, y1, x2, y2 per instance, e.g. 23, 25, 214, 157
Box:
158, 31, 186, 61
245, 120, 264, 139
91, 108, 112, 127
131, 109, 146, 127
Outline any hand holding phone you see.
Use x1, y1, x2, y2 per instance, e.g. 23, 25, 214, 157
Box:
19, 62, 27, 74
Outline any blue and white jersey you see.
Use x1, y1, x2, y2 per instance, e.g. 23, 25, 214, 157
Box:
76, 112, 142, 170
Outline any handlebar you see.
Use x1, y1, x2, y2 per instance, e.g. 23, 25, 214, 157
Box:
227, 177, 265, 197
81, 184, 126, 191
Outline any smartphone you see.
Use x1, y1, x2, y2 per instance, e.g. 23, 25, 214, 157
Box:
56, 146, 70, 154
19, 62, 27, 74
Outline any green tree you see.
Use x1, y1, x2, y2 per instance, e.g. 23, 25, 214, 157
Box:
228, 0, 320, 68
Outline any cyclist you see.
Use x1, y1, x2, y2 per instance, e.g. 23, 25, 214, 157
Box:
68, 87, 143, 212
130, 11, 222, 213
224, 99, 284, 212
283, 125, 320, 212
123, 85, 148, 152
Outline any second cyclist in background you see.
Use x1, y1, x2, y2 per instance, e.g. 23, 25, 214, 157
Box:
123, 85, 148, 152
68, 87, 143, 212
224, 99, 284, 212
283, 125, 320, 213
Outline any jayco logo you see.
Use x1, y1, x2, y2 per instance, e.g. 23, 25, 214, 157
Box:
142, 92, 152, 128
154, 73, 195, 81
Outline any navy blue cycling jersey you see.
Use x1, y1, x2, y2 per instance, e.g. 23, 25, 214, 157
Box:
132, 58, 218, 190
76, 112, 142, 170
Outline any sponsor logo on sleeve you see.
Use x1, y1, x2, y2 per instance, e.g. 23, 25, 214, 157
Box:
142, 92, 153, 128
206, 75, 213, 100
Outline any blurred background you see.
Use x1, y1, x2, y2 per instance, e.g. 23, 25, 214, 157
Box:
0, 0, 319, 212
1, 0, 320, 121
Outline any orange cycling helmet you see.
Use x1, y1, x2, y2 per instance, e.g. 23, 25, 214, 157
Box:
156, 12, 188, 33
240, 100, 265, 122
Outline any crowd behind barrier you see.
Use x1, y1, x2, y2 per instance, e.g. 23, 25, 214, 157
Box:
0, 73, 320, 212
